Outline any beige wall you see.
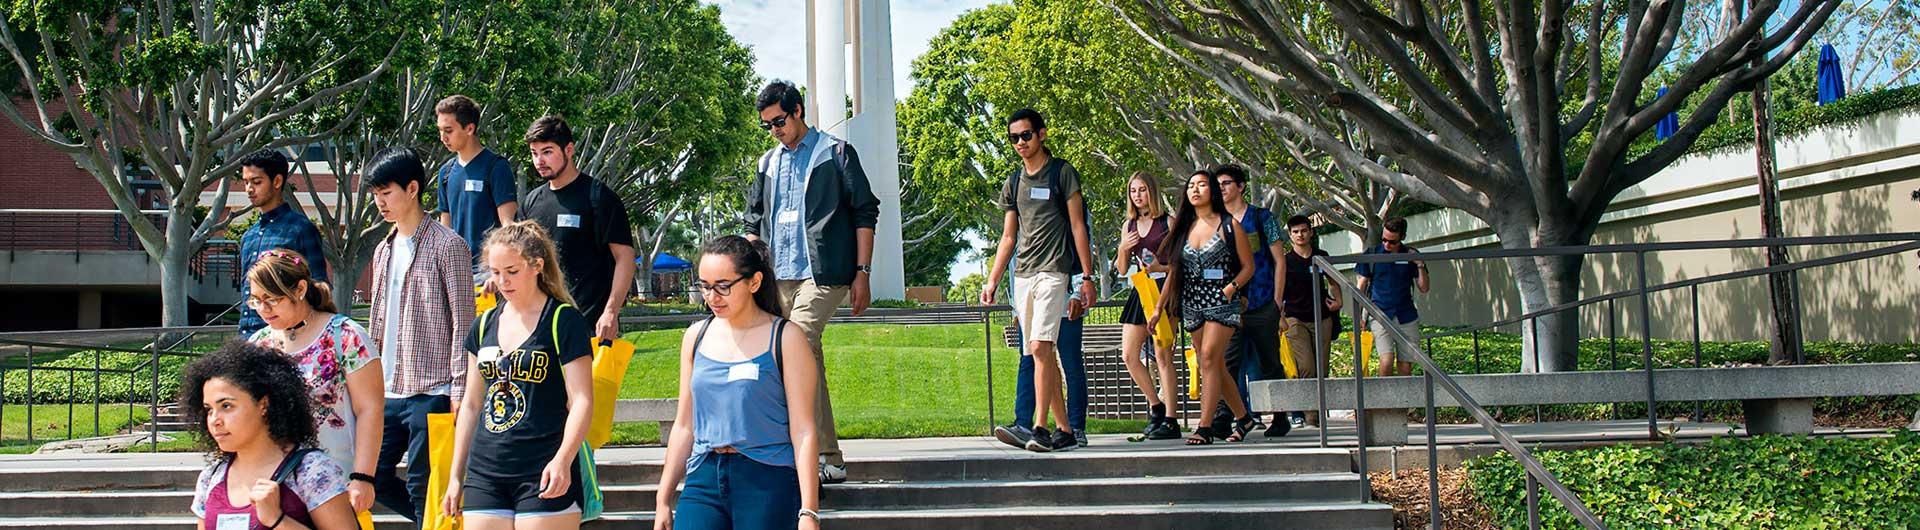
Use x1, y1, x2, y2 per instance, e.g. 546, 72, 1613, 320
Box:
1409, 167, 1920, 344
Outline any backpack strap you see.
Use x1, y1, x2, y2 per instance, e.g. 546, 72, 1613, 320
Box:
770, 317, 788, 375
271, 447, 324, 485
550, 302, 576, 355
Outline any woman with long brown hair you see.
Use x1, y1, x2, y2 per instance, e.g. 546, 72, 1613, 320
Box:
1148, 169, 1259, 445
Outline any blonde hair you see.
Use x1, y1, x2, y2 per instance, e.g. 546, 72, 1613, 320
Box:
1123, 171, 1168, 220
482, 220, 575, 306
247, 249, 336, 313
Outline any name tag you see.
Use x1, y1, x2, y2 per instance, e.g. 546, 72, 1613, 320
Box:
478, 346, 501, 364
464, 179, 485, 192
1148, 272, 1167, 280
777, 210, 801, 224
1203, 268, 1225, 280
727, 363, 761, 382
556, 214, 581, 228
1029, 187, 1051, 200
216, 513, 251, 530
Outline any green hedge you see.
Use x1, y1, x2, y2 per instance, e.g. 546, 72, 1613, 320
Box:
2, 350, 191, 404
1468, 431, 1920, 528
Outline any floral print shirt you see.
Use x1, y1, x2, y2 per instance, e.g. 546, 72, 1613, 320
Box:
250, 314, 377, 469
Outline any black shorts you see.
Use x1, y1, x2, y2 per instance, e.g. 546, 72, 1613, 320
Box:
462, 469, 583, 517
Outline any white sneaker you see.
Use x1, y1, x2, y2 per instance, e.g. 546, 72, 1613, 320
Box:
820, 462, 847, 484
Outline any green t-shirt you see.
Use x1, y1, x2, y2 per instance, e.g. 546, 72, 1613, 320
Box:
999, 158, 1082, 276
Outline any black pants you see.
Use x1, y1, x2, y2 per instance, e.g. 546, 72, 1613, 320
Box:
374, 394, 451, 524
1219, 302, 1282, 419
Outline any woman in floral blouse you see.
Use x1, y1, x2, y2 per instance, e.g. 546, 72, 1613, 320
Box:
247, 249, 385, 517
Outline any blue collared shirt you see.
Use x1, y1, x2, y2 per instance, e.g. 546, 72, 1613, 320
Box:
1354, 244, 1420, 324
237, 203, 330, 336
771, 129, 820, 281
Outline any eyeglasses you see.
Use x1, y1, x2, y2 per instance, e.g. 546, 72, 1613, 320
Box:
245, 295, 289, 310
693, 276, 749, 296
1007, 131, 1036, 144
1382, 238, 1403, 246
1217, 179, 1241, 188
758, 114, 791, 131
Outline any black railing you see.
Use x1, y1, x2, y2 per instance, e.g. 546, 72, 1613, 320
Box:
1313, 231, 1920, 529
0, 325, 238, 452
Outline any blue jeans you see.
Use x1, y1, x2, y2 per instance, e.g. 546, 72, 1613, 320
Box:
374, 394, 450, 524
1012, 314, 1088, 433
673, 453, 801, 530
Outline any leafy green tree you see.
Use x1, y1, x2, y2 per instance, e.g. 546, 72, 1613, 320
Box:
1, 0, 421, 326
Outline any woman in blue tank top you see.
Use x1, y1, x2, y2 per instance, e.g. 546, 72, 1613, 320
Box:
654, 235, 822, 530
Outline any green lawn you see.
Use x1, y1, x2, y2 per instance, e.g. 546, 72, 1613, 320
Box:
615, 322, 1146, 444
0, 404, 151, 453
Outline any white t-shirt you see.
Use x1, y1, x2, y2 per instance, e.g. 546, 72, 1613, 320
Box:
382, 234, 414, 399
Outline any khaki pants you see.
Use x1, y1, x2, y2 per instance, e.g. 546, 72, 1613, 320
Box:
1282, 317, 1335, 379
777, 279, 848, 466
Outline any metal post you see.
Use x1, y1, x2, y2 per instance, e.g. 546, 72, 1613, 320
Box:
1529, 318, 1541, 421
1691, 284, 1704, 422
1312, 264, 1328, 448
1637, 252, 1659, 440
1472, 330, 1480, 373
1527, 473, 1542, 530
67, 370, 75, 440
1608, 299, 1619, 420
1426, 371, 1440, 530
1352, 302, 1370, 503
150, 334, 160, 452
93, 348, 101, 437
984, 308, 996, 432
26, 345, 34, 444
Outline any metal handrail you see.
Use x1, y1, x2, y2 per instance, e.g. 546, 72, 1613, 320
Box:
1313, 254, 1610, 529
1326, 232, 1920, 264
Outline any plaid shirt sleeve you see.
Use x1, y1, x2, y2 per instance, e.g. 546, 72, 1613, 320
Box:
441, 231, 475, 404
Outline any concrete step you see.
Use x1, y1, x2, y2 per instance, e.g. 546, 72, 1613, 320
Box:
0, 501, 1393, 530
0, 448, 1355, 492
0, 473, 1362, 516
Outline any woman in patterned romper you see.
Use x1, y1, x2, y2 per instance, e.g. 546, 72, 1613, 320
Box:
1148, 169, 1258, 445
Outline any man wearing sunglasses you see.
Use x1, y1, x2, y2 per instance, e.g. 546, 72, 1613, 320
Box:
743, 80, 882, 485
1354, 217, 1429, 377
981, 108, 1097, 454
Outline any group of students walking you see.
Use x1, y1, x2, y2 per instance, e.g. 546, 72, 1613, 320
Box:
175, 78, 1430, 530
982, 110, 1433, 450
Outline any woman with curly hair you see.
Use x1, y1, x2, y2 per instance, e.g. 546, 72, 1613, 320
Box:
245, 249, 384, 514
184, 340, 358, 530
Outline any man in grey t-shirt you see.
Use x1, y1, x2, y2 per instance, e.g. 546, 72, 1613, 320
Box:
981, 108, 1096, 453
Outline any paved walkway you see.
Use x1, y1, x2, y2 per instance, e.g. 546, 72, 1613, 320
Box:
2, 419, 1895, 470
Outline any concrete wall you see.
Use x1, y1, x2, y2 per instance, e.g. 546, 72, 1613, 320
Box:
1323, 107, 1920, 344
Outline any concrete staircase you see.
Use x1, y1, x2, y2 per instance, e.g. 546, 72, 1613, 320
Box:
0, 445, 1392, 529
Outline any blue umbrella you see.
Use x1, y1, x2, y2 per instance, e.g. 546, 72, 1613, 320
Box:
1817, 43, 1846, 106
1655, 86, 1680, 140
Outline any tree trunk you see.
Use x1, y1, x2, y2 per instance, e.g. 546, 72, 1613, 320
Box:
1491, 215, 1586, 372
633, 226, 655, 300
332, 263, 361, 318
159, 209, 198, 329
1752, 69, 1805, 364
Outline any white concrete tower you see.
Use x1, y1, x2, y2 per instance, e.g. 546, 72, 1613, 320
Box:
807, 0, 907, 300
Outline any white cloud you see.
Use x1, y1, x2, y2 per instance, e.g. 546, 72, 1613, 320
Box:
704, 0, 999, 96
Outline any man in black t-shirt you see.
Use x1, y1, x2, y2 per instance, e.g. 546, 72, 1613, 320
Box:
1277, 214, 1342, 427
515, 116, 636, 340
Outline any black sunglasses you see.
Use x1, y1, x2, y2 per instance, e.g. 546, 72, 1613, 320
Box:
1007, 131, 1037, 144
1382, 238, 1403, 245
759, 114, 791, 131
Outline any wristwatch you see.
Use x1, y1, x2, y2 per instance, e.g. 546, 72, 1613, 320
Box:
855, 264, 872, 274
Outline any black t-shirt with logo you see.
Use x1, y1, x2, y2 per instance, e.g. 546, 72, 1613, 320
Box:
462, 298, 592, 482
516, 174, 634, 324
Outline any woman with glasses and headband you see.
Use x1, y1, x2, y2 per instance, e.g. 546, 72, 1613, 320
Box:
654, 235, 822, 530
245, 249, 385, 519
1114, 171, 1181, 441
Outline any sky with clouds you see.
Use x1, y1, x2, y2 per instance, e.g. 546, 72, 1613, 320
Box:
703, 0, 1001, 282
701, 0, 1000, 98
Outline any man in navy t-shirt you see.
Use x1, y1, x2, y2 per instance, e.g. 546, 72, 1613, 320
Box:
432, 95, 519, 277
1354, 217, 1430, 377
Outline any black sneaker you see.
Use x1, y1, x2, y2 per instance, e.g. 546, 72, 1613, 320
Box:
994, 424, 1033, 449
1266, 413, 1292, 437
1051, 429, 1080, 452
1290, 412, 1306, 428
1146, 418, 1183, 440
1025, 427, 1054, 452
1074, 430, 1089, 449
1210, 410, 1232, 437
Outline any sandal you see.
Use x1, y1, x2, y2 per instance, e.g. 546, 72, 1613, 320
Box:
1227, 415, 1261, 442
1186, 426, 1215, 445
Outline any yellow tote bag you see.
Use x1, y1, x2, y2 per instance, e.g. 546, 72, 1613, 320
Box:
474, 287, 498, 315
1127, 270, 1175, 349
1182, 347, 1200, 400
587, 338, 637, 448
356, 511, 374, 530
1277, 332, 1300, 379
423, 412, 462, 530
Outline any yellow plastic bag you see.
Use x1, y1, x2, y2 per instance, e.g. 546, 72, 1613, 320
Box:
587, 338, 636, 448
1127, 271, 1176, 349
1182, 347, 1200, 400
1356, 331, 1375, 377
1277, 332, 1300, 379
357, 511, 374, 530
422, 412, 462, 530
474, 287, 498, 315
